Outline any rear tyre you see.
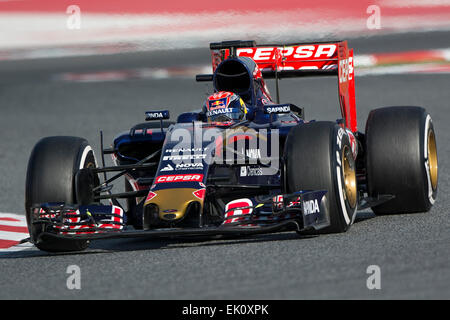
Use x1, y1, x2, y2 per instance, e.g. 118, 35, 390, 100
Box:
25, 136, 98, 252
285, 121, 358, 233
365, 106, 438, 214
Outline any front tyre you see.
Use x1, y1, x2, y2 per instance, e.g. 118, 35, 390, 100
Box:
25, 136, 98, 252
285, 121, 358, 233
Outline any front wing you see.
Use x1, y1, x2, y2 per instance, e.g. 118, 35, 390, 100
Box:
29, 190, 330, 244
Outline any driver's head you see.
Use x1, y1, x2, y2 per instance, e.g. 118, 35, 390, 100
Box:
204, 91, 247, 123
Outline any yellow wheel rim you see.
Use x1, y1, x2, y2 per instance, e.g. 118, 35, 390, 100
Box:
342, 146, 357, 208
428, 129, 438, 191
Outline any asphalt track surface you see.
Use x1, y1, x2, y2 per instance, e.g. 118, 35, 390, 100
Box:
0, 31, 449, 299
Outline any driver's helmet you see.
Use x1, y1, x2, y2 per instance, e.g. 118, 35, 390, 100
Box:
203, 91, 247, 123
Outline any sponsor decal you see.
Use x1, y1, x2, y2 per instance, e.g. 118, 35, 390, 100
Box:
245, 148, 261, 159
176, 162, 204, 170
145, 110, 170, 120
237, 45, 337, 61
265, 105, 291, 114
161, 162, 204, 172
339, 58, 350, 83
165, 147, 206, 153
208, 99, 227, 110
163, 154, 206, 161
236, 44, 338, 72
160, 163, 174, 171
155, 174, 204, 183
206, 94, 231, 113
240, 166, 264, 177
206, 107, 232, 117
303, 199, 320, 215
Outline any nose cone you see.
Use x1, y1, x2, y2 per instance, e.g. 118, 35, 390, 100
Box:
144, 188, 204, 221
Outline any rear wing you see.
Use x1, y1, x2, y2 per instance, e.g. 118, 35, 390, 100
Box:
201, 40, 357, 132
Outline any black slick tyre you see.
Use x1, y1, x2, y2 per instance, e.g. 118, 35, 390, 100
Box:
285, 121, 358, 233
365, 106, 438, 214
25, 136, 98, 252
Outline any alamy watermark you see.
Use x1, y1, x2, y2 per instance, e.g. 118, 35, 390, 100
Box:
164, 125, 280, 174
66, 5, 81, 30
366, 265, 381, 290
367, 5, 381, 30
66, 265, 81, 290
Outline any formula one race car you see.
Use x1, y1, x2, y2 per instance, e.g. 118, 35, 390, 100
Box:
25, 40, 438, 252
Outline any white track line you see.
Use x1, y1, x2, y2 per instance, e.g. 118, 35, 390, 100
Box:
0, 242, 35, 253
0, 230, 29, 242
